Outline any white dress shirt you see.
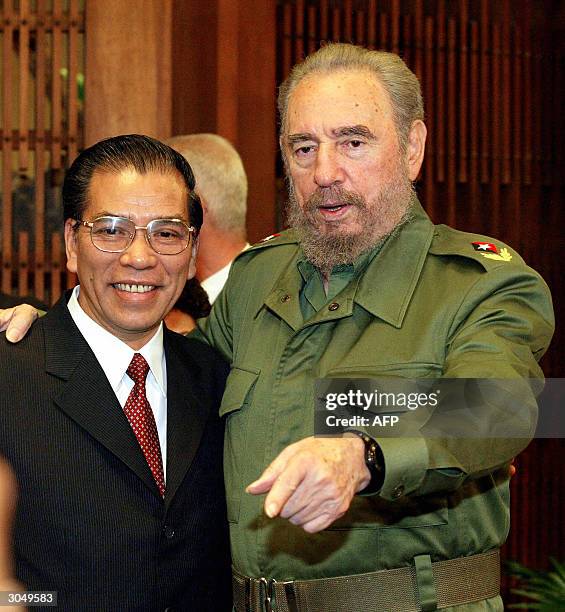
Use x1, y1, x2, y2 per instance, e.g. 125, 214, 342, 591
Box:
201, 243, 250, 304
67, 286, 168, 478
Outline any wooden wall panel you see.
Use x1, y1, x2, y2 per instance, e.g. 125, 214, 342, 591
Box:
171, 2, 218, 136
172, 0, 277, 243
236, 1, 277, 243
276, 0, 564, 598
84, 0, 172, 145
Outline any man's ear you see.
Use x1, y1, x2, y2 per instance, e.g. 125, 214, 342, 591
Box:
406, 120, 427, 181
64, 219, 79, 274
187, 236, 199, 280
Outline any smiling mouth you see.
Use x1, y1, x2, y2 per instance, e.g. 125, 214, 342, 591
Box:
113, 283, 156, 293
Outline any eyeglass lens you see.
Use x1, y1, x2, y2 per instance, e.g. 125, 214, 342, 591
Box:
90, 217, 191, 254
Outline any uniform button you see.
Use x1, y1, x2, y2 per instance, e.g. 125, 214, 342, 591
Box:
392, 484, 405, 499
163, 525, 175, 539
328, 302, 340, 311
281, 294, 291, 303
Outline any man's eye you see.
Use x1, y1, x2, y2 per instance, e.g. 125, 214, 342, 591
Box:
347, 139, 364, 148
94, 227, 126, 237
294, 145, 315, 157
155, 230, 181, 240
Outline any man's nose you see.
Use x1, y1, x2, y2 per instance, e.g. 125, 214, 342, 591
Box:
313, 145, 345, 187
119, 230, 158, 268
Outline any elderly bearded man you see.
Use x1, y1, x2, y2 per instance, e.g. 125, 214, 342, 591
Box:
0, 45, 554, 611
204, 44, 554, 611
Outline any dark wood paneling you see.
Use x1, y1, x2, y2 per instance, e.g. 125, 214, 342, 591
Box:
172, 1, 218, 135
236, 1, 277, 242
172, 0, 277, 243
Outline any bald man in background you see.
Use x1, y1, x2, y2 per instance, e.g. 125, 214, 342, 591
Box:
166, 134, 249, 304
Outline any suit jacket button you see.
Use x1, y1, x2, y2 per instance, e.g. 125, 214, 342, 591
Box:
163, 525, 175, 539
328, 302, 340, 311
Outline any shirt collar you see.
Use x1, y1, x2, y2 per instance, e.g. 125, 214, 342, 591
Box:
67, 286, 166, 396
297, 242, 380, 282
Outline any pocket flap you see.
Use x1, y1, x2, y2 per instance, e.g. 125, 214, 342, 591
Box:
219, 367, 260, 417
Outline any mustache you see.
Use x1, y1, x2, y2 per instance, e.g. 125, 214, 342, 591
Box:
305, 187, 366, 211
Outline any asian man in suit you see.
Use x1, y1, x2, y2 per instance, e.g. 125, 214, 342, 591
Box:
0, 135, 232, 611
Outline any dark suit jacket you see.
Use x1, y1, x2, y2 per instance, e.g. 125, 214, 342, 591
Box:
0, 295, 232, 611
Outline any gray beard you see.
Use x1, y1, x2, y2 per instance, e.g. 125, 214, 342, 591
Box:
286, 177, 416, 272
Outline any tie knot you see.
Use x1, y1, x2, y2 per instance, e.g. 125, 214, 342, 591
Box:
126, 353, 150, 384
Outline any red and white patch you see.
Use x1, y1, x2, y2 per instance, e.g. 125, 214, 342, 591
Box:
258, 233, 281, 243
472, 242, 498, 254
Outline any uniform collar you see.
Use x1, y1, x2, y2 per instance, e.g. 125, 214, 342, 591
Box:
354, 201, 434, 328
263, 201, 434, 330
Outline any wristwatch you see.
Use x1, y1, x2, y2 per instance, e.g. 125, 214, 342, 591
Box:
350, 431, 385, 494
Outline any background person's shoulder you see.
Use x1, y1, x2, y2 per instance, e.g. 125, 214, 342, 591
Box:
234, 229, 299, 262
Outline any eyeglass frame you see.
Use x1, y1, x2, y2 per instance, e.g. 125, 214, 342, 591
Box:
72, 215, 198, 255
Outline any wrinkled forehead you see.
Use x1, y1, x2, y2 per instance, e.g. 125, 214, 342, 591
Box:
284, 69, 394, 133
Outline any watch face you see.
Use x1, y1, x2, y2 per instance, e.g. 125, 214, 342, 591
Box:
366, 443, 378, 465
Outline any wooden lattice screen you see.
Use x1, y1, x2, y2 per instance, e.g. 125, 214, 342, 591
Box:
0, 0, 84, 305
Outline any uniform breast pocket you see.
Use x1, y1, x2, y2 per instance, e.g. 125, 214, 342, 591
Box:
219, 366, 260, 523
326, 362, 442, 379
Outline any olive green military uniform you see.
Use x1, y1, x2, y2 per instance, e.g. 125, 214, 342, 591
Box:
200, 202, 554, 610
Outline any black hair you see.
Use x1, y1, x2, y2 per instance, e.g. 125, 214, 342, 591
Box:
172, 278, 212, 320
62, 134, 203, 232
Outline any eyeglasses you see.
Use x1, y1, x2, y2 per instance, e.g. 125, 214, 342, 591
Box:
75, 216, 196, 255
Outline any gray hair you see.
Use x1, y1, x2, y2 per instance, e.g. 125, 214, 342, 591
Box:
278, 43, 424, 150
165, 133, 247, 238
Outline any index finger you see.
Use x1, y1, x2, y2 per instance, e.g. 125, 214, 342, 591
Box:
0, 307, 16, 331
0, 305, 39, 342
263, 462, 307, 519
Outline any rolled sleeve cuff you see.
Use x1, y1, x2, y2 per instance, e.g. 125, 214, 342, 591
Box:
377, 437, 429, 501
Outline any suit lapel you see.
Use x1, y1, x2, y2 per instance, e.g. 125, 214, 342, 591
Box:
44, 297, 161, 497
163, 330, 207, 507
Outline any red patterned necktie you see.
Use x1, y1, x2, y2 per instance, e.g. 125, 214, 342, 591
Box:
124, 353, 165, 497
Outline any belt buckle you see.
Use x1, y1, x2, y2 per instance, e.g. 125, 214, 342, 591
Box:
259, 577, 276, 612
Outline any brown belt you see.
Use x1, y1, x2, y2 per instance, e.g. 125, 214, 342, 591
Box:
232, 549, 500, 612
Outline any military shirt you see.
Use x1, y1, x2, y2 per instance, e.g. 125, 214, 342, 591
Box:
199, 201, 554, 604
